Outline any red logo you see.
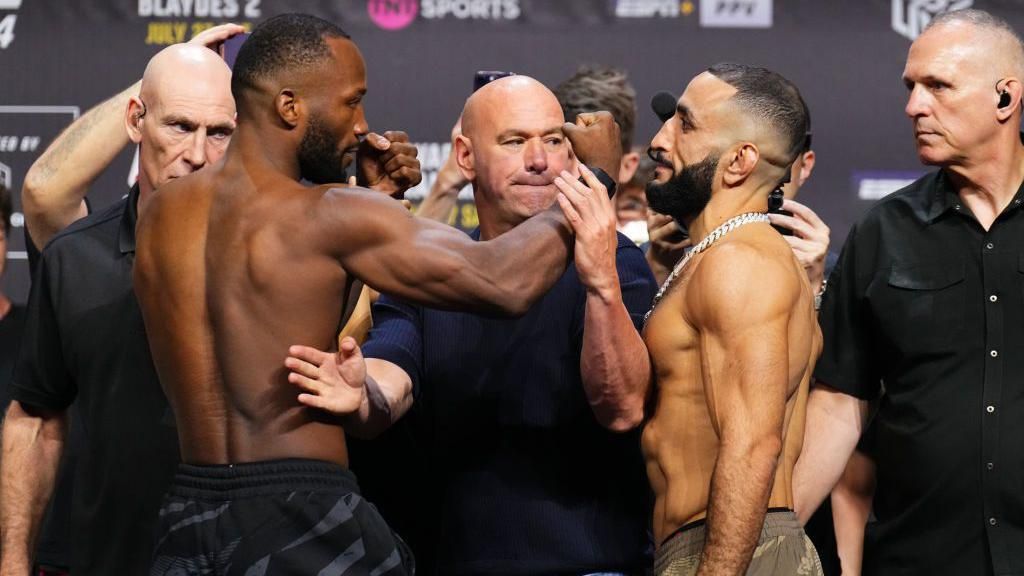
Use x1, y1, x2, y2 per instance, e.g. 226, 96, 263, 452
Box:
367, 0, 419, 30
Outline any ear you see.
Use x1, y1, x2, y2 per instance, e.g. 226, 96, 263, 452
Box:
275, 89, 301, 128
617, 151, 640, 186
721, 142, 759, 187
453, 134, 475, 182
797, 149, 816, 187
997, 78, 1022, 122
125, 96, 145, 144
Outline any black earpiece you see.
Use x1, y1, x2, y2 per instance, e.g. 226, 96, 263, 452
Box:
999, 90, 1012, 109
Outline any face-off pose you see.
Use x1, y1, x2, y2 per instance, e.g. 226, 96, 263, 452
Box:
640, 64, 823, 575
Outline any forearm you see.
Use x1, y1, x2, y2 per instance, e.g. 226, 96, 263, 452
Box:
23, 80, 140, 249
832, 451, 875, 576
698, 437, 782, 576
0, 402, 68, 573
580, 283, 650, 431
793, 385, 867, 523
476, 204, 574, 314
416, 177, 462, 223
341, 362, 413, 439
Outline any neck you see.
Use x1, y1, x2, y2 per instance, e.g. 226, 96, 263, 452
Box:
684, 185, 771, 244
945, 133, 1024, 229
230, 119, 303, 183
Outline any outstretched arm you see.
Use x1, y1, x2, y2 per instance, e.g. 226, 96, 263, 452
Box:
691, 244, 798, 576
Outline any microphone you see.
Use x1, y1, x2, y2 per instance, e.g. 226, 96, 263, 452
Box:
651, 91, 677, 122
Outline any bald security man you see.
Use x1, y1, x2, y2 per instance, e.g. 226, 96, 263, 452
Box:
794, 9, 1024, 575
1, 42, 236, 576
135, 15, 619, 574
641, 64, 822, 575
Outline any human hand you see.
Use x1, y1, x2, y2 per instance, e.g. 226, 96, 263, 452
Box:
554, 166, 620, 299
285, 338, 367, 415
357, 131, 422, 197
766, 198, 830, 291
645, 212, 691, 285
563, 111, 622, 183
188, 23, 247, 53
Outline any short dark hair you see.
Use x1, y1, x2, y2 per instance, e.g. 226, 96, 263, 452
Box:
231, 13, 351, 104
0, 183, 11, 236
706, 62, 809, 165
555, 66, 636, 153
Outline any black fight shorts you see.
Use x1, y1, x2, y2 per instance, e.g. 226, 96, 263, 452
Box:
150, 458, 414, 576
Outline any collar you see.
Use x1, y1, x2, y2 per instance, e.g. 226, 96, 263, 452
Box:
119, 183, 141, 254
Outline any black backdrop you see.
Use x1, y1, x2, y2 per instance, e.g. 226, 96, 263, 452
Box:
2, 0, 1021, 302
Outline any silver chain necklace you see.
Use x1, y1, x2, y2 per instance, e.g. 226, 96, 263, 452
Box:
644, 212, 770, 323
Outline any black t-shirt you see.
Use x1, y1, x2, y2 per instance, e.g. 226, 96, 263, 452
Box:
12, 185, 180, 575
363, 231, 655, 576
816, 169, 1024, 575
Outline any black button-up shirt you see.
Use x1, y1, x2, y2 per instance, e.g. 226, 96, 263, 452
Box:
816, 169, 1024, 576
12, 185, 180, 576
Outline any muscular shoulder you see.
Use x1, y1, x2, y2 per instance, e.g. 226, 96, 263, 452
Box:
687, 232, 801, 330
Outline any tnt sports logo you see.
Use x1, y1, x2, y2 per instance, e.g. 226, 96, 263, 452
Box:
892, 0, 972, 41
368, 0, 418, 30
699, 0, 772, 28
368, 0, 520, 29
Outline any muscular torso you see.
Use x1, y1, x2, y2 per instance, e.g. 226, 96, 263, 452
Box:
641, 227, 821, 545
136, 166, 357, 465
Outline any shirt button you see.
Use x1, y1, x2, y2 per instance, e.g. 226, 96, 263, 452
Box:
986, 242, 995, 249
987, 405, 996, 413
990, 295, 999, 302
987, 462, 995, 470
990, 350, 999, 358
955, 204, 962, 210
990, 517, 998, 526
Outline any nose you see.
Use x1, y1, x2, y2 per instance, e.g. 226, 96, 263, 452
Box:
182, 131, 208, 170
353, 106, 368, 137
524, 138, 548, 174
905, 84, 929, 119
649, 121, 673, 158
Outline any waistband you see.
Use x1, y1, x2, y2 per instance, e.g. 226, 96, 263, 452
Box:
661, 508, 799, 548
168, 458, 360, 499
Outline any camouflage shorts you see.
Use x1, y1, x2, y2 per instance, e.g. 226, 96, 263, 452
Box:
654, 510, 823, 576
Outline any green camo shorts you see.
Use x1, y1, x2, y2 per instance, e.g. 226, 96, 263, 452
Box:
654, 510, 824, 576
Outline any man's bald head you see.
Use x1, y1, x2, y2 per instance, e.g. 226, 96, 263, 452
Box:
461, 76, 563, 140
455, 75, 575, 236
140, 43, 233, 111
923, 9, 1024, 80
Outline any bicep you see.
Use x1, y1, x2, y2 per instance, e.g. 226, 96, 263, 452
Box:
334, 198, 492, 310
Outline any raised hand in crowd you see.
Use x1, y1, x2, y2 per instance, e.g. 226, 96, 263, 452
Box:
644, 212, 691, 286
357, 131, 422, 195
418, 118, 469, 222
766, 197, 830, 293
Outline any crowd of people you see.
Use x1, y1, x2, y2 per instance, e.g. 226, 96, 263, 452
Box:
1, 7, 1022, 576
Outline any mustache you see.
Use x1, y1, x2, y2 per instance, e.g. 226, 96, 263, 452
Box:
647, 148, 672, 168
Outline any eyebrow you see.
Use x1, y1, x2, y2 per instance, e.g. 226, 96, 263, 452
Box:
162, 115, 235, 132
495, 126, 566, 140
677, 103, 696, 125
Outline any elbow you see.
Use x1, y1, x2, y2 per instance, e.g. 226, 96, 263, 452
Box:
594, 400, 646, 432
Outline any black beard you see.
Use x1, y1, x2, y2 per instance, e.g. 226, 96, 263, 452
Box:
645, 153, 718, 223
298, 114, 348, 185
